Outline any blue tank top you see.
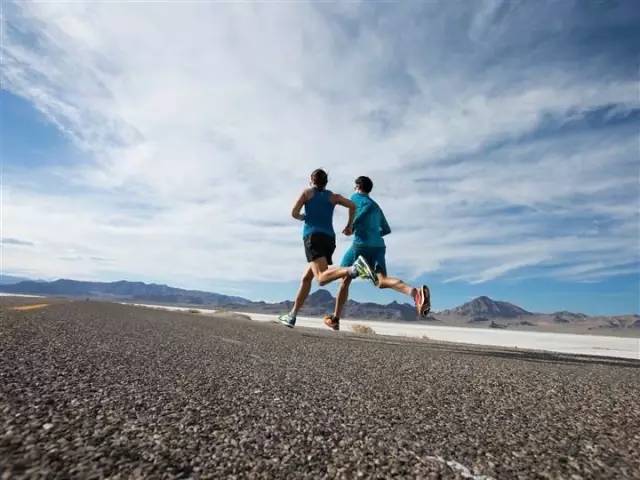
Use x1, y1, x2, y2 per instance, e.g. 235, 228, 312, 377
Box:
303, 189, 335, 238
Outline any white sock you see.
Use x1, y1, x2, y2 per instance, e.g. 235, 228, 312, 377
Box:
348, 266, 358, 278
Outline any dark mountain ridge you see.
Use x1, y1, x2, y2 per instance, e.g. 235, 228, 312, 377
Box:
0, 279, 251, 306
442, 295, 532, 318
0, 274, 32, 285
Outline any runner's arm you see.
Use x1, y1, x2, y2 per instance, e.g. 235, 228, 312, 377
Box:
380, 210, 391, 236
291, 190, 310, 221
332, 194, 356, 233
352, 202, 373, 228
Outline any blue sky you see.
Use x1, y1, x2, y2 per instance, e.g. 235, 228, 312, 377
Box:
1, 1, 638, 315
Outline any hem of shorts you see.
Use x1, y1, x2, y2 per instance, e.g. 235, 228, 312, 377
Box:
351, 242, 386, 249
303, 231, 336, 239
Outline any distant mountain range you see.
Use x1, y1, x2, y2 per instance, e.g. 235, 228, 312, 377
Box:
1, 278, 638, 334
0, 274, 33, 285
238, 289, 421, 321
0, 279, 419, 321
0, 279, 250, 306
434, 296, 638, 334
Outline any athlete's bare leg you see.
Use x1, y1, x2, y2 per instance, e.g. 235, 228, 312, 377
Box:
291, 265, 314, 315
291, 258, 353, 315
334, 276, 352, 319
309, 258, 353, 286
376, 273, 415, 296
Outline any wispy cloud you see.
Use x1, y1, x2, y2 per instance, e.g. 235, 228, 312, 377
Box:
1, 1, 638, 290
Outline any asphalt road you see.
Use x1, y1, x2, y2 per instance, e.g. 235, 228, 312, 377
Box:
1, 299, 639, 479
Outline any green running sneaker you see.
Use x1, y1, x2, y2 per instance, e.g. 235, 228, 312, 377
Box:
277, 313, 296, 328
353, 255, 378, 286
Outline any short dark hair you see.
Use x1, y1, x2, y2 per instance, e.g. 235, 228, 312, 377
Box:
355, 176, 373, 193
311, 168, 328, 189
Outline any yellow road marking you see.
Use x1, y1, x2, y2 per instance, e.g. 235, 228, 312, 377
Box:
11, 304, 50, 311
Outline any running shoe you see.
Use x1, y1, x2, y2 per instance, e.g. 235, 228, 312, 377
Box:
277, 313, 296, 328
353, 255, 378, 286
323, 314, 340, 331
413, 285, 431, 317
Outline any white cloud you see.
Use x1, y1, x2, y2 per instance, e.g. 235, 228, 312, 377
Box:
1, 1, 638, 292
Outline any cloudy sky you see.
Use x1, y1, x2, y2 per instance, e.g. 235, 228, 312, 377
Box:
1, 1, 638, 314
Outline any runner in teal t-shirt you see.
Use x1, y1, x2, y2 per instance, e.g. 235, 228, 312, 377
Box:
323, 176, 430, 329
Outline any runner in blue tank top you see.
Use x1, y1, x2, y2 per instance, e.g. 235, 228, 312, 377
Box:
278, 169, 378, 329
324, 176, 430, 328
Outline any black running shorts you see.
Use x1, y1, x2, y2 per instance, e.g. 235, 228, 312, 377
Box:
304, 233, 336, 265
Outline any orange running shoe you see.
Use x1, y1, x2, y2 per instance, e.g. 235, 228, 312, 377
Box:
323, 314, 340, 331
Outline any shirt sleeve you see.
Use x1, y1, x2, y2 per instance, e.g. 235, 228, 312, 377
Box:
352, 200, 374, 228
380, 209, 391, 236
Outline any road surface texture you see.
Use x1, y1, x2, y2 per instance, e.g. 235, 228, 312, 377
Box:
1, 299, 639, 479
